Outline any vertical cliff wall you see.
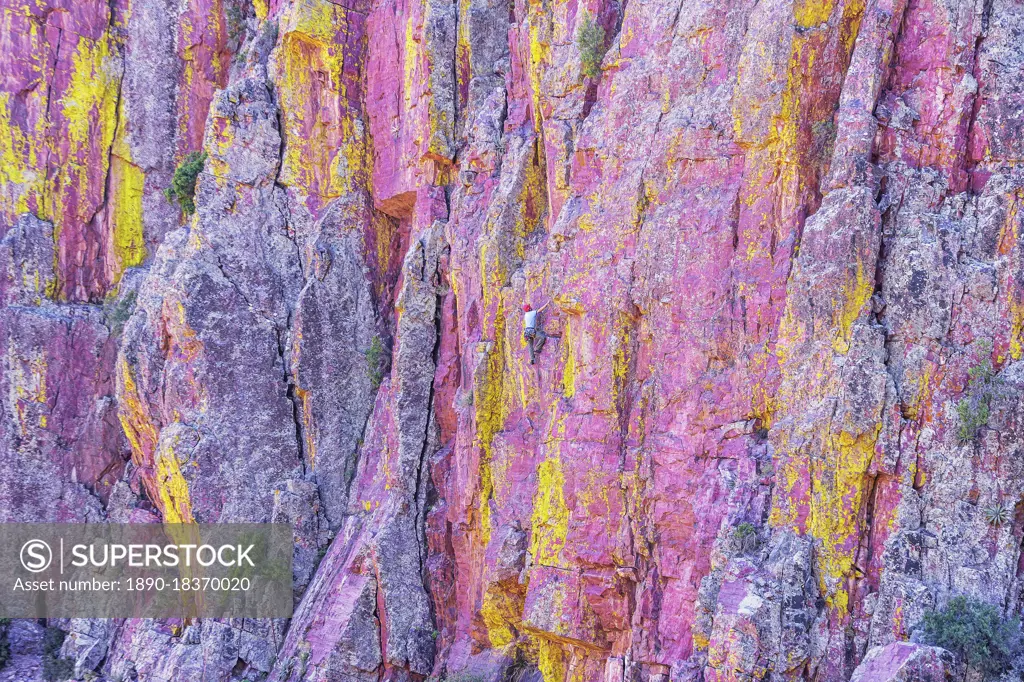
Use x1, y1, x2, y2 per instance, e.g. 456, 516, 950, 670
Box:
2, 0, 1024, 680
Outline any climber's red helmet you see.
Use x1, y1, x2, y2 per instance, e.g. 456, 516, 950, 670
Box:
522, 303, 532, 312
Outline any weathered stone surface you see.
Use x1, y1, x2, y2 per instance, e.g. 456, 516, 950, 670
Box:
849, 642, 952, 682
0, 215, 125, 522
7, 0, 1024, 681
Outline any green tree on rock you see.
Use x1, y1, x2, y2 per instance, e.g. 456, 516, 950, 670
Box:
165, 151, 208, 216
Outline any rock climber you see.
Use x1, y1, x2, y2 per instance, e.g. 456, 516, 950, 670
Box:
523, 301, 559, 364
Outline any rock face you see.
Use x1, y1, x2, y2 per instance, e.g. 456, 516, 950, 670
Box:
848, 643, 951, 682
3, 0, 1024, 680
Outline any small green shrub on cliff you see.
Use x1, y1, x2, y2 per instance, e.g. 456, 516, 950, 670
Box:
957, 397, 990, 443
0, 618, 10, 671
42, 627, 65, 655
105, 288, 138, 337
920, 595, 1021, 678
984, 501, 1013, 527
732, 522, 759, 554
42, 656, 74, 682
576, 13, 606, 80
164, 151, 208, 216
957, 346, 999, 444
225, 3, 246, 43
366, 335, 387, 389
41, 626, 74, 682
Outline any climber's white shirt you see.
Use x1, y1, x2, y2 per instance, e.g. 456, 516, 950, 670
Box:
523, 310, 538, 331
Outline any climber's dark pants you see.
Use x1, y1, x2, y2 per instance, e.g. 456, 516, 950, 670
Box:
525, 328, 546, 364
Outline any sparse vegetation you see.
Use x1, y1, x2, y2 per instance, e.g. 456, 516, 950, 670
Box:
957, 397, 991, 443
919, 595, 1021, 679
984, 501, 1013, 527
957, 343, 999, 444
0, 619, 10, 671
105, 288, 138, 337
42, 657, 74, 682
313, 544, 329, 571
365, 335, 387, 389
295, 649, 310, 680
164, 151, 208, 216
42, 627, 65, 656
811, 119, 837, 163
225, 3, 246, 44
41, 626, 74, 682
257, 20, 279, 53
576, 12, 606, 81
733, 522, 759, 554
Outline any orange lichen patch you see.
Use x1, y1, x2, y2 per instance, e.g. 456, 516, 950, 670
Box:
117, 361, 159, 464
527, 19, 550, 132
176, 0, 231, 155
610, 314, 633, 408
474, 338, 506, 547
56, 33, 119, 215
537, 637, 566, 682
402, 12, 420, 110
767, 426, 802, 529
50, 31, 122, 297
108, 155, 147, 281
277, 38, 351, 194
561, 318, 577, 399
772, 265, 878, 615
995, 190, 1021, 257
762, 0, 880, 600
8, 344, 48, 435
117, 359, 199, 523
276, 0, 367, 203
154, 430, 196, 525
253, 0, 268, 21
530, 455, 570, 568
769, 413, 880, 616
832, 260, 873, 353
517, 144, 549, 250
772, 252, 879, 615
794, 0, 836, 28
474, 239, 512, 546
455, 0, 472, 101
167, 299, 205, 363
807, 427, 878, 614
733, 0, 864, 226
293, 385, 317, 467
748, 344, 779, 428
204, 112, 236, 179
1011, 299, 1024, 361
2, 9, 143, 300
903, 360, 937, 421
480, 580, 526, 648
0, 6, 50, 220
0, 89, 47, 219
61, 32, 120, 165
119, 353, 196, 525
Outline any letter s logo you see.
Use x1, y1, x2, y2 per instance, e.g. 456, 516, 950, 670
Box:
20, 539, 52, 573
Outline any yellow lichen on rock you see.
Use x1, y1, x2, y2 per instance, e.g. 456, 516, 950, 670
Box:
154, 431, 196, 525
530, 456, 570, 568
109, 156, 147, 279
